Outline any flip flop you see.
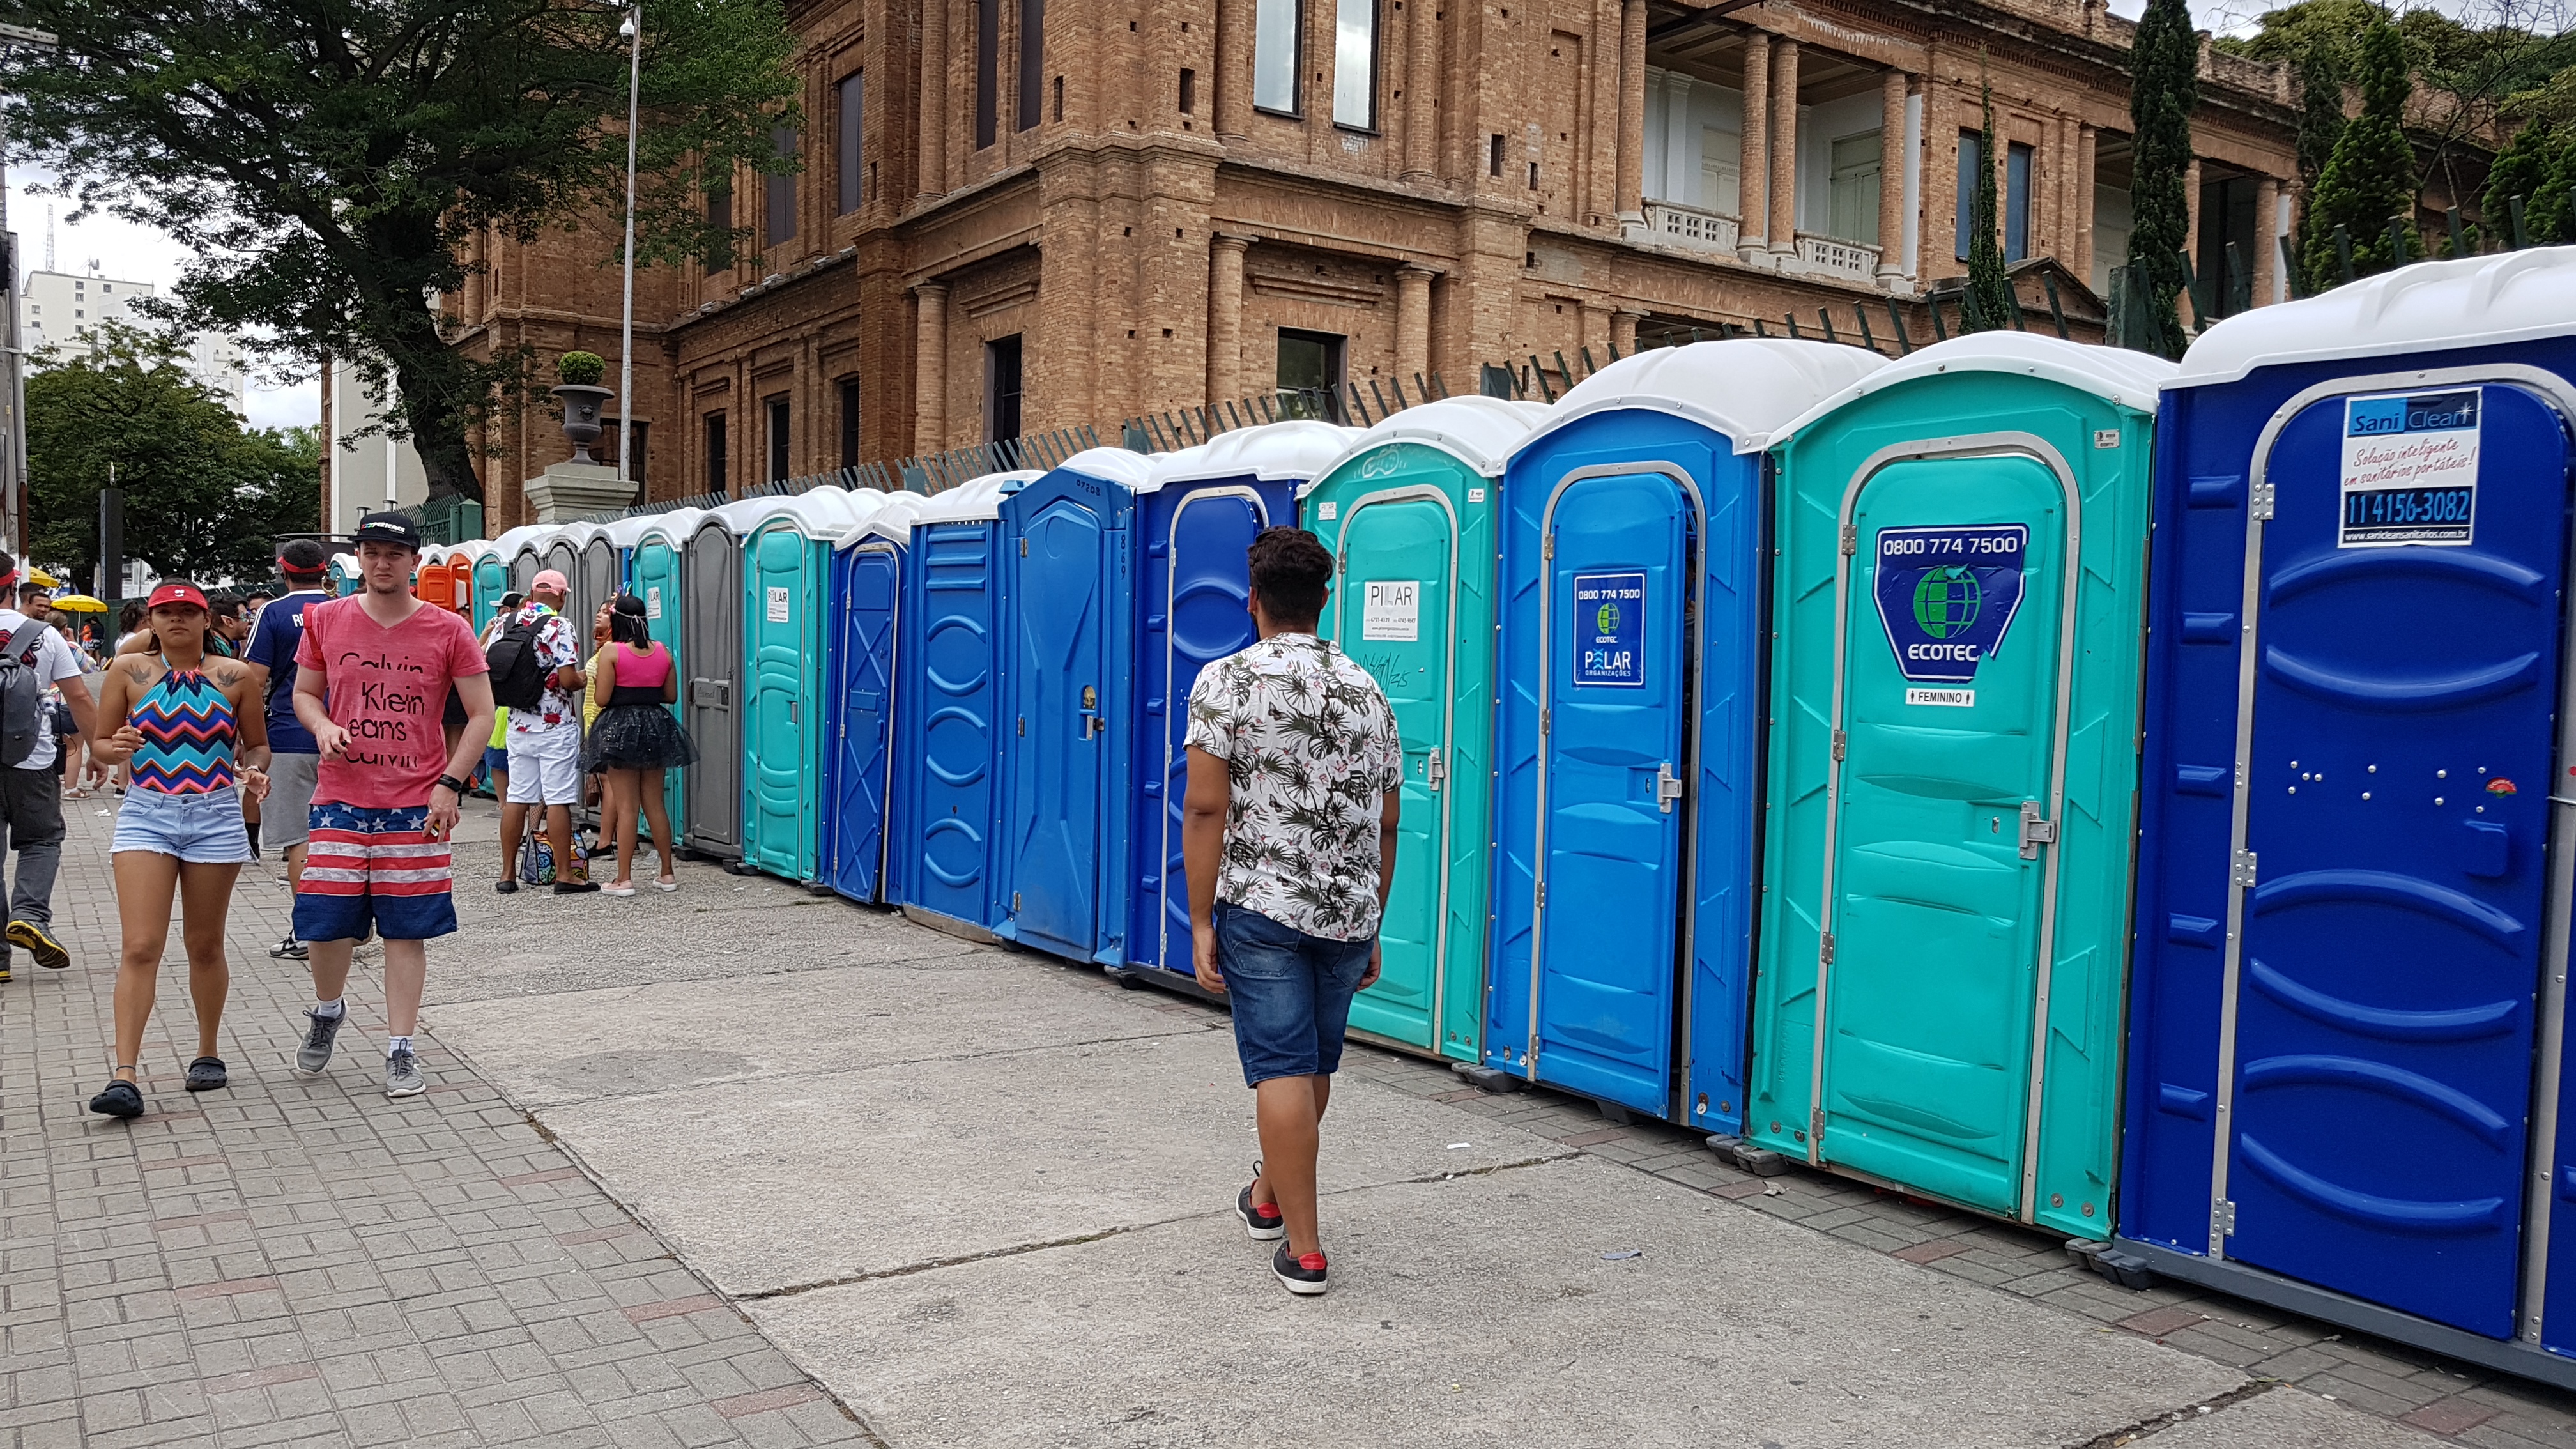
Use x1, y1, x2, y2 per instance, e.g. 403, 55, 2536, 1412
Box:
185, 1057, 229, 1092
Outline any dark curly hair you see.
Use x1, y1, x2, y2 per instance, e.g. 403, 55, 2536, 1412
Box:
1246, 526, 1334, 627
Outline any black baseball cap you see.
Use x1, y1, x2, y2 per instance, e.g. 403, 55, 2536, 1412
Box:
350, 512, 422, 549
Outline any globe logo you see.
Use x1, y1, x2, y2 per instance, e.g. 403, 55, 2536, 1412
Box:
1912, 565, 1981, 639
1597, 601, 1620, 635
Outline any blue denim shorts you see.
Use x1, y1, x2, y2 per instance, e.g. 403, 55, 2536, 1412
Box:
111, 786, 254, 864
1217, 901, 1375, 1087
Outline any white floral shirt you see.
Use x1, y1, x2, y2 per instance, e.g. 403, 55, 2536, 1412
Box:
504, 601, 582, 735
1184, 633, 1403, 941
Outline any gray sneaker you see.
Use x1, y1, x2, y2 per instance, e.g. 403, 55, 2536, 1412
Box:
291, 1008, 344, 1077
385, 1048, 425, 1098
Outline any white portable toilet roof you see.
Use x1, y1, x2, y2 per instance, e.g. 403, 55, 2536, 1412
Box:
740, 486, 864, 539
634, 507, 706, 549
1053, 447, 1156, 491
448, 539, 497, 564
915, 470, 1045, 525
332, 551, 360, 574
602, 514, 658, 548
1304, 396, 1553, 495
1146, 420, 1359, 492
702, 494, 781, 534
1528, 338, 1887, 456
841, 490, 931, 549
1768, 332, 2179, 444
494, 524, 550, 560
2172, 247, 2576, 388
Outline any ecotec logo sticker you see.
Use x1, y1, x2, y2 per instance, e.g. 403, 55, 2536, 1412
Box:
2340, 388, 2480, 548
1871, 524, 2029, 688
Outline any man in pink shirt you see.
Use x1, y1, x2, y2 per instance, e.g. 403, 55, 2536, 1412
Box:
288, 513, 497, 1099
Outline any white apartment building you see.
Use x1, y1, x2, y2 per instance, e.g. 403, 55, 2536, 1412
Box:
320, 352, 429, 537
20, 268, 251, 410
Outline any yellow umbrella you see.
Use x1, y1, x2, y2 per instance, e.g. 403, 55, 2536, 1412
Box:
24, 567, 57, 588
49, 594, 107, 612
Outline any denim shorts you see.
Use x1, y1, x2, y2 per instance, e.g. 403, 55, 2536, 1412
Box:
1216, 901, 1375, 1087
111, 785, 254, 864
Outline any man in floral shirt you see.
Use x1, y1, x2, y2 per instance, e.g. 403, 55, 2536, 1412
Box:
494, 571, 597, 896
1184, 526, 1402, 1298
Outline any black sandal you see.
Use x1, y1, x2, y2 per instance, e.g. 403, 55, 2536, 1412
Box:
88, 1073, 142, 1119
185, 1057, 228, 1092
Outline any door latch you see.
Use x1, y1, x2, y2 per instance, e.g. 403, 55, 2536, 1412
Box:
1426, 749, 1447, 790
2018, 801, 2058, 859
1079, 685, 1101, 740
1656, 762, 1685, 814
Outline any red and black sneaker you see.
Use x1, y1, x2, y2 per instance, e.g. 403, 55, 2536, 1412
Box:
1237, 1165, 1284, 1241
1273, 1242, 1329, 1296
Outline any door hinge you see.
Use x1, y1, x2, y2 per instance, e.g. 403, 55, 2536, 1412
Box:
1818, 931, 1836, 965
1655, 760, 1683, 813
1019, 537, 1029, 555
1535, 880, 1546, 907
1539, 707, 1551, 736
1809, 1107, 1825, 1144
1543, 532, 1555, 559
2232, 848, 2258, 888
1018, 716, 1026, 737
2212, 1199, 2237, 1236
1427, 749, 1447, 790
2249, 480, 2276, 521
1012, 891, 1022, 914
2018, 801, 2058, 860
1839, 523, 1858, 555
1830, 729, 1846, 762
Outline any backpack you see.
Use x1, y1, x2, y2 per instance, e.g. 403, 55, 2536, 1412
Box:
485, 613, 550, 710
0, 622, 49, 767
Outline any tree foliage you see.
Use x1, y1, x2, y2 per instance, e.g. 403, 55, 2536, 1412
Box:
2296, 47, 2348, 199
2301, 13, 2423, 291
2126, 0, 2198, 360
26, 322, 320, 591
0, 0, 802, 504
1960, 77, 2018, 334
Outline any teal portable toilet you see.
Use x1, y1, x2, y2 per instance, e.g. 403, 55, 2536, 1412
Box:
330, 552, 360, 597
683, 497, 777, 864
1484, 339, 1882, 1124
1747, 333, 2175, 1239
463, 541, 509, 634
631, 507, 705, 836
740, 488, 871, 884
1298, 397, 1550, 1063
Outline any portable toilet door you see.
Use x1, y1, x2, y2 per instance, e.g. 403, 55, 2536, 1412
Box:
824, 492, 929, 905
740, 489, 867, 883
891, 472, 1042, 933
682, 507, 751, 860
496, 523, 548, 598
604, 514, 657, 595
2115, 251, 2576, 1388
328, 553, 360, 597
997, 448, 1152, 963
632, 510, 703, 837
470, 544, 510, 632
1744, 334, 2174, 1238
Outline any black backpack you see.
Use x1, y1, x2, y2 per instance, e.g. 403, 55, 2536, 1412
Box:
484, 615, 549, 710
0, 622, 43, 767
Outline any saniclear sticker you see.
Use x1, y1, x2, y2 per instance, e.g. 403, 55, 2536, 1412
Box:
1873, 524, 2028, 689
1362, 579, 1421, 641
1571, 571, 1646, 687
2340, 388, 2480, 548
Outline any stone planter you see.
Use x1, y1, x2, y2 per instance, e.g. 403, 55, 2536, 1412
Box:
551, 383, 615, 464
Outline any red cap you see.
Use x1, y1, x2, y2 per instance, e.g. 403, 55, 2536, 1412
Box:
146, 582, 208, 611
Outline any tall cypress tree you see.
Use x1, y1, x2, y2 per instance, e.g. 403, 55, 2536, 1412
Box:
2127, 0, 2198, 359
2295, 47, 2347, 199
1961, 76, 2018, 333
2300, 12, 2421, 289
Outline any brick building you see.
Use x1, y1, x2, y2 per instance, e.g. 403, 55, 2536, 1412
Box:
449, 0, 2306, 528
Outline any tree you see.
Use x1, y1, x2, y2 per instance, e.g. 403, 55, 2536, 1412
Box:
2127, 0, 2199, 360
0, 0, 801, 504
1960, 75, 2018, 334
25, 322, 320, 590
2301, 12, 2424, 291
2296, 47, 2348, 201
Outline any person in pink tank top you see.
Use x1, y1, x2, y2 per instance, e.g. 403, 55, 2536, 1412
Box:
579, 595, 696, 894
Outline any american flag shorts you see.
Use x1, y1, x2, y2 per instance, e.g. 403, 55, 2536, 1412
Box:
292, 802, 459, 942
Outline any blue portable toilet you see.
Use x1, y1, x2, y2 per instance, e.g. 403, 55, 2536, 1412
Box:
2118, 249, 2576, 1390
891, 471, 1044, 936
1483, 339, 1884, 1123
631, 508, 704, 836
823, 491, 931, 905
739, 488, 870, 884
995, 448, 1156, 963
1113, 422, 1356, 985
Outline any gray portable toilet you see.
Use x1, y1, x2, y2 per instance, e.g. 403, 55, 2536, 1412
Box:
577, 522, 620, 629
680, 498, 769, 862
496, 524, 546, 597
542, 530, 579, 599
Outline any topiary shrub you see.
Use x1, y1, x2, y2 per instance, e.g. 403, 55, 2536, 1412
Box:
556, 350, 607, 386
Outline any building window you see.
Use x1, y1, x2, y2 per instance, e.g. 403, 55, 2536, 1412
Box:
1179, 68, 1196, 115
1276, 328, 1346, 423
1254, 0, 1298, 114
2005, 141, 2034, 263
766, 394, 791, 481
705, 183, 732, 274
985, 336, 1024, 444
976, 0, 1000, 148
839, 379, 862, 468
1018, 0, 1044, 131
704, 413, 728, 494
1954, 130, 1980, 262
765, 128, 797, 249
837, 72, 864, 214
1333, 0, 1377, 130
1489, 135, 1504, 178
1828, 132, 1882, 245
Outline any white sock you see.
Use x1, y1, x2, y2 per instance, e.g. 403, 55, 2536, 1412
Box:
312, 999, 343, 1018
387, 1035, 413, 1057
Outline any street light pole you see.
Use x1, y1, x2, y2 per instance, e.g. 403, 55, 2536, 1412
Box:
617, 1, 640, 500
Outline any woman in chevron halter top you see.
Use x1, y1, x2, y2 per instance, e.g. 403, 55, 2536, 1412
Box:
84, 581, 270, 1120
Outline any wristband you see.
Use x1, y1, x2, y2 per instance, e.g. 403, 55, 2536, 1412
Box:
436, 774, 470, 795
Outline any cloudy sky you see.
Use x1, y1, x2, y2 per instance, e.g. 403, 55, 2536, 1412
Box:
15, 0, 2563, 437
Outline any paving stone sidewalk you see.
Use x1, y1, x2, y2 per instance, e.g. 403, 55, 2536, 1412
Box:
0, 795, 878, 1449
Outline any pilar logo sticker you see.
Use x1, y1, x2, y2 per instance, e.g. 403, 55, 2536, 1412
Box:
1871, 524, 2030, 691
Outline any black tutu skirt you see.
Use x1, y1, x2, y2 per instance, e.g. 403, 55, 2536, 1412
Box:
582, 703, 699, 772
